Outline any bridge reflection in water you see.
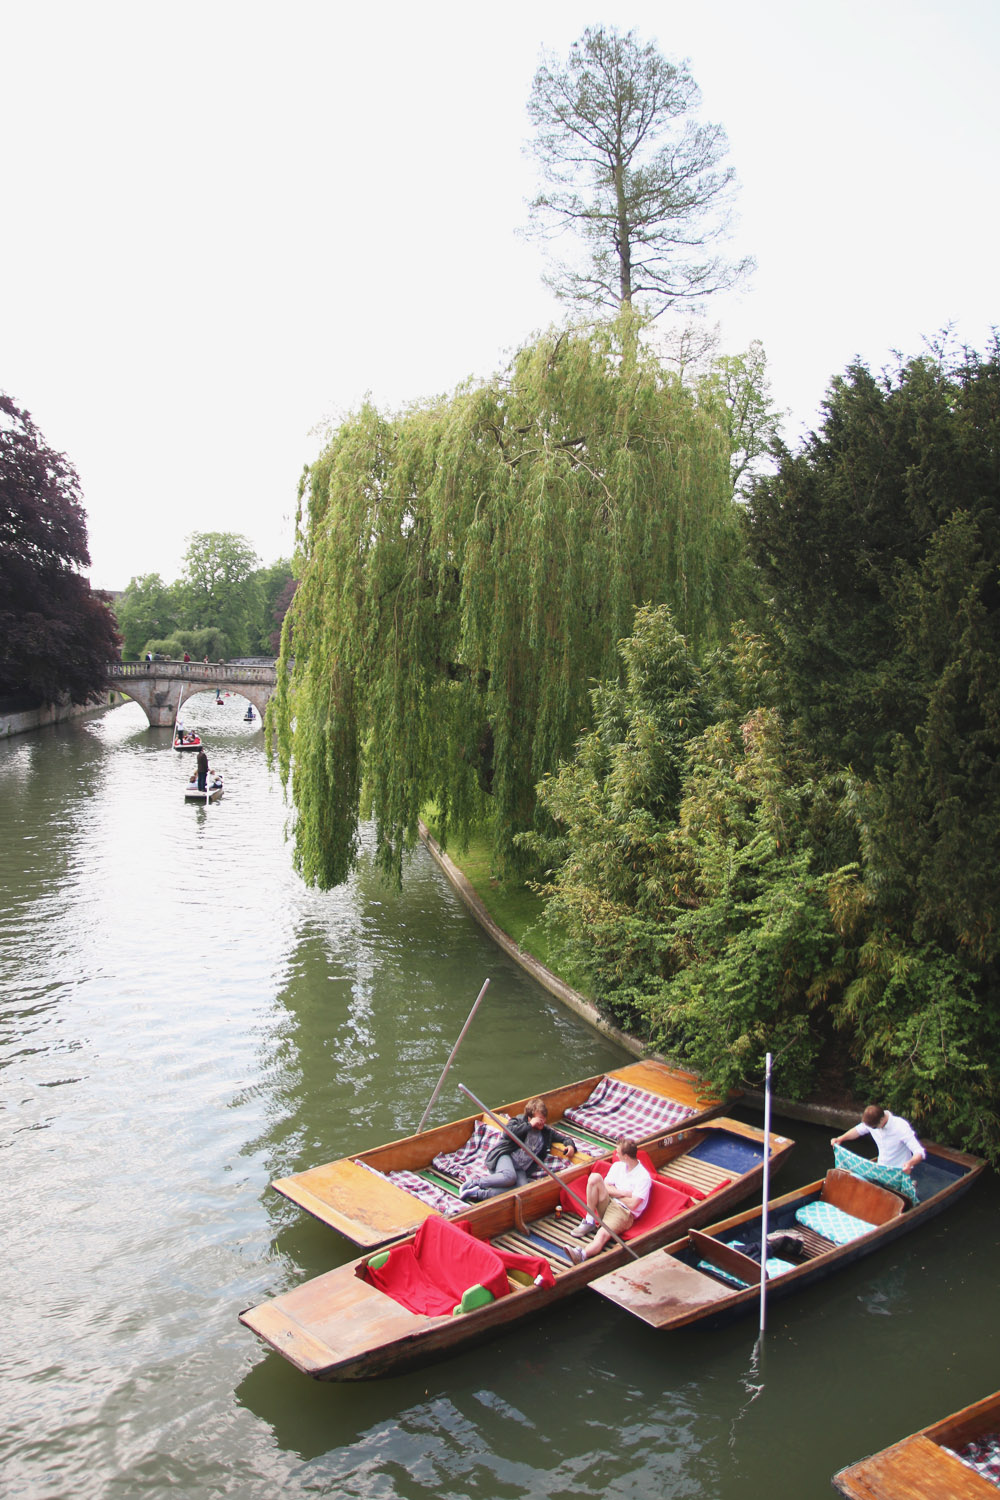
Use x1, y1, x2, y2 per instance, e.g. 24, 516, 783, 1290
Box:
106, 659, 277, 726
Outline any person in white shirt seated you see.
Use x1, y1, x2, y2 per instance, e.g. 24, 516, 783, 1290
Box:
568, 1136, 651, 1263
831, 1104, 925, 1173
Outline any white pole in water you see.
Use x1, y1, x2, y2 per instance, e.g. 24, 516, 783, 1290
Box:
416, 979, 491, 1133
759, 1051, 773, 1335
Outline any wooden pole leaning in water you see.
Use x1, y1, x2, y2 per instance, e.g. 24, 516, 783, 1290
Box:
759, 1051, 773, 1335
416, 979, 491, 1133
457, 1082, 641, 1261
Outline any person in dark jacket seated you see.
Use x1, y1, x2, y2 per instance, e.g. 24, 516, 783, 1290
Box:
459, 1098, 576, 1201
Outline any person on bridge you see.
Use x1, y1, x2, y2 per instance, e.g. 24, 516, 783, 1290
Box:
183, 652, 190, 662
196, 748, 209, 791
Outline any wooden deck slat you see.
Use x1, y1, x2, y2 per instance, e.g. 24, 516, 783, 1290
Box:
665, 1158, 732, 1190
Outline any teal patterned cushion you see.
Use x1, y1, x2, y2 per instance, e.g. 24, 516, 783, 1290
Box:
696, 1256, 796, 1288
794, 1200, 874, 1244
833, 1143, 918, 1204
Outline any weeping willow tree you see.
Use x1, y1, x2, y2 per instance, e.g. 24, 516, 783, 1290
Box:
272, 318, 748, 887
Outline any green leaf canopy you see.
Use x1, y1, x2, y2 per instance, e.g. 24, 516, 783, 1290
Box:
273, 321, 744, 886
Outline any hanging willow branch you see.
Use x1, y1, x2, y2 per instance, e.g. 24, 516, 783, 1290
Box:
272, 317, 744, 887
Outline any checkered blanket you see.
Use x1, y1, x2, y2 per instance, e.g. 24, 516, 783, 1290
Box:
833, 1143, 918, 1204
562, 1074, 698, 1142
946, 1436, 1000, 1485
794, 1200, 875, 1245
352, 1158, 465, 1218
431, 1120, 506, 1180
431, 1118, 592, 1182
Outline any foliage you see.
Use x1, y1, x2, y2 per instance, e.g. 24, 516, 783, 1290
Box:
272, 320, 744, 887
522, 605, 713, 1022
743, 341, 1000, 771
524, 333, 1000, 1159
0, 393, 119, 701
525, 26, 752, 318
177, 531, 261, 657
114, 572, 181, 658
267, 574, 297, 655
530, 615, 858, 1093
144, 627, 228, 661
698, 340, 783, 498
250, 557, 294, 653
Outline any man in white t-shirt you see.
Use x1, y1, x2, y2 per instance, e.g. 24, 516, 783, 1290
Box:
568, 1137, 652, 1263
831, 1104, 925, 1173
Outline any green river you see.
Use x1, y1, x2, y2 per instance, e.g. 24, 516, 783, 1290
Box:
1, 698, 996, 1499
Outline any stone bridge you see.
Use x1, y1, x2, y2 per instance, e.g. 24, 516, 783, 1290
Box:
106, 660, 277, 728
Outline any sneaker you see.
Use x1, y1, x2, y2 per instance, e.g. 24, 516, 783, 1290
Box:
459, 1182, 487, 1201
567, 1245, 586, 1265
571, 1218, 595, 1238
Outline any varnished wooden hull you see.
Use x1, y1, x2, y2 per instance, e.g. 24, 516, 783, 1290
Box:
271, 1059, 731, 1249
833, 1388, 1000, 1499
241, 1118, 792, 1380
589, 1141, 984, 1332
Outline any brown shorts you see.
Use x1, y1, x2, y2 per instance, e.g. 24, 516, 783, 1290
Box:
601, 1201, 634, 1236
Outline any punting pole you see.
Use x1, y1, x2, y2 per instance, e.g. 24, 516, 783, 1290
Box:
758, 1051, 773, 1335
416, 979, 491, 1133
457, 1082, 640, 1260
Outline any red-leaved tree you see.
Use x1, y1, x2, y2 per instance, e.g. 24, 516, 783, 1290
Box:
0, 394, 119, 702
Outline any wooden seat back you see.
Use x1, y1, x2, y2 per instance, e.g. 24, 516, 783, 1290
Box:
688, 1230, 762, 1286
820, 1168, 906, 1225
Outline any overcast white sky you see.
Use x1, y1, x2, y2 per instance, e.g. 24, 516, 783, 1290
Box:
3, 0, 998, 590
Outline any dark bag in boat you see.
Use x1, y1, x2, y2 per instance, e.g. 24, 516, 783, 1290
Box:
765, 1230, 809, 1261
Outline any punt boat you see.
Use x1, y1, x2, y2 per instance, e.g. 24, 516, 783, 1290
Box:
834, 1388, 1000, 1499
241, 1117, 792, 1380
270, 1060, 732, 1249
173, 734, 202, 750
589, 1140, 984, 1333
184, 777, 224, 803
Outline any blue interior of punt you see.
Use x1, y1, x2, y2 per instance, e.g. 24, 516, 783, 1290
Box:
687, 1131, 765, 1173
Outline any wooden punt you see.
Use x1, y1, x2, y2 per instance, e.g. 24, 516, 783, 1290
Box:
173, 736, 202, 750
240, 1116, 793, 1380
184, 781, 223, 803
833, 1389, 1000, 1499
589, 1140, 984, 1333
271, 1059, 732, 1250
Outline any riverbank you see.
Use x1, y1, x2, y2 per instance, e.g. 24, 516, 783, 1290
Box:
0, 689, 127, 738
418, 819, 858, 1131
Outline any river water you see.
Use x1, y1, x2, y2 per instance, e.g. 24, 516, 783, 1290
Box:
1, 698, 996, 1500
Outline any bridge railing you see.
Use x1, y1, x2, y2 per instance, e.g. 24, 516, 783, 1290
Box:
107, 661, 277, 683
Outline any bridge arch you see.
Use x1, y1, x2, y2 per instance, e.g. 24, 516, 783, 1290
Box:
105, 661, 277, 729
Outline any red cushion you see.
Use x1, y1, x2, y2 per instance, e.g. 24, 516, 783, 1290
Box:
657, 1172, 707, 1201
363, 1215, 509, 1315
557, 1160, 694, 1237
453, 1219, 556, 1289
621, 1178, 692, 1238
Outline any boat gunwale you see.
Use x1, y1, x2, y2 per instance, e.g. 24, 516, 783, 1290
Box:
589, 1142, 986, 1331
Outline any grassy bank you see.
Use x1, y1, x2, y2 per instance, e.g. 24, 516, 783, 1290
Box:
420, 816, 590, 994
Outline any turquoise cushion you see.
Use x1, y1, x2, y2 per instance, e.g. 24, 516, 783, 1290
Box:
833, 1143, 918, 1204
795, 1200, 874, 1245
696, 1256, 796, 1288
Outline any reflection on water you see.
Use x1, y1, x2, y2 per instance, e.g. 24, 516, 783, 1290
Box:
0, 698, 996, 1500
